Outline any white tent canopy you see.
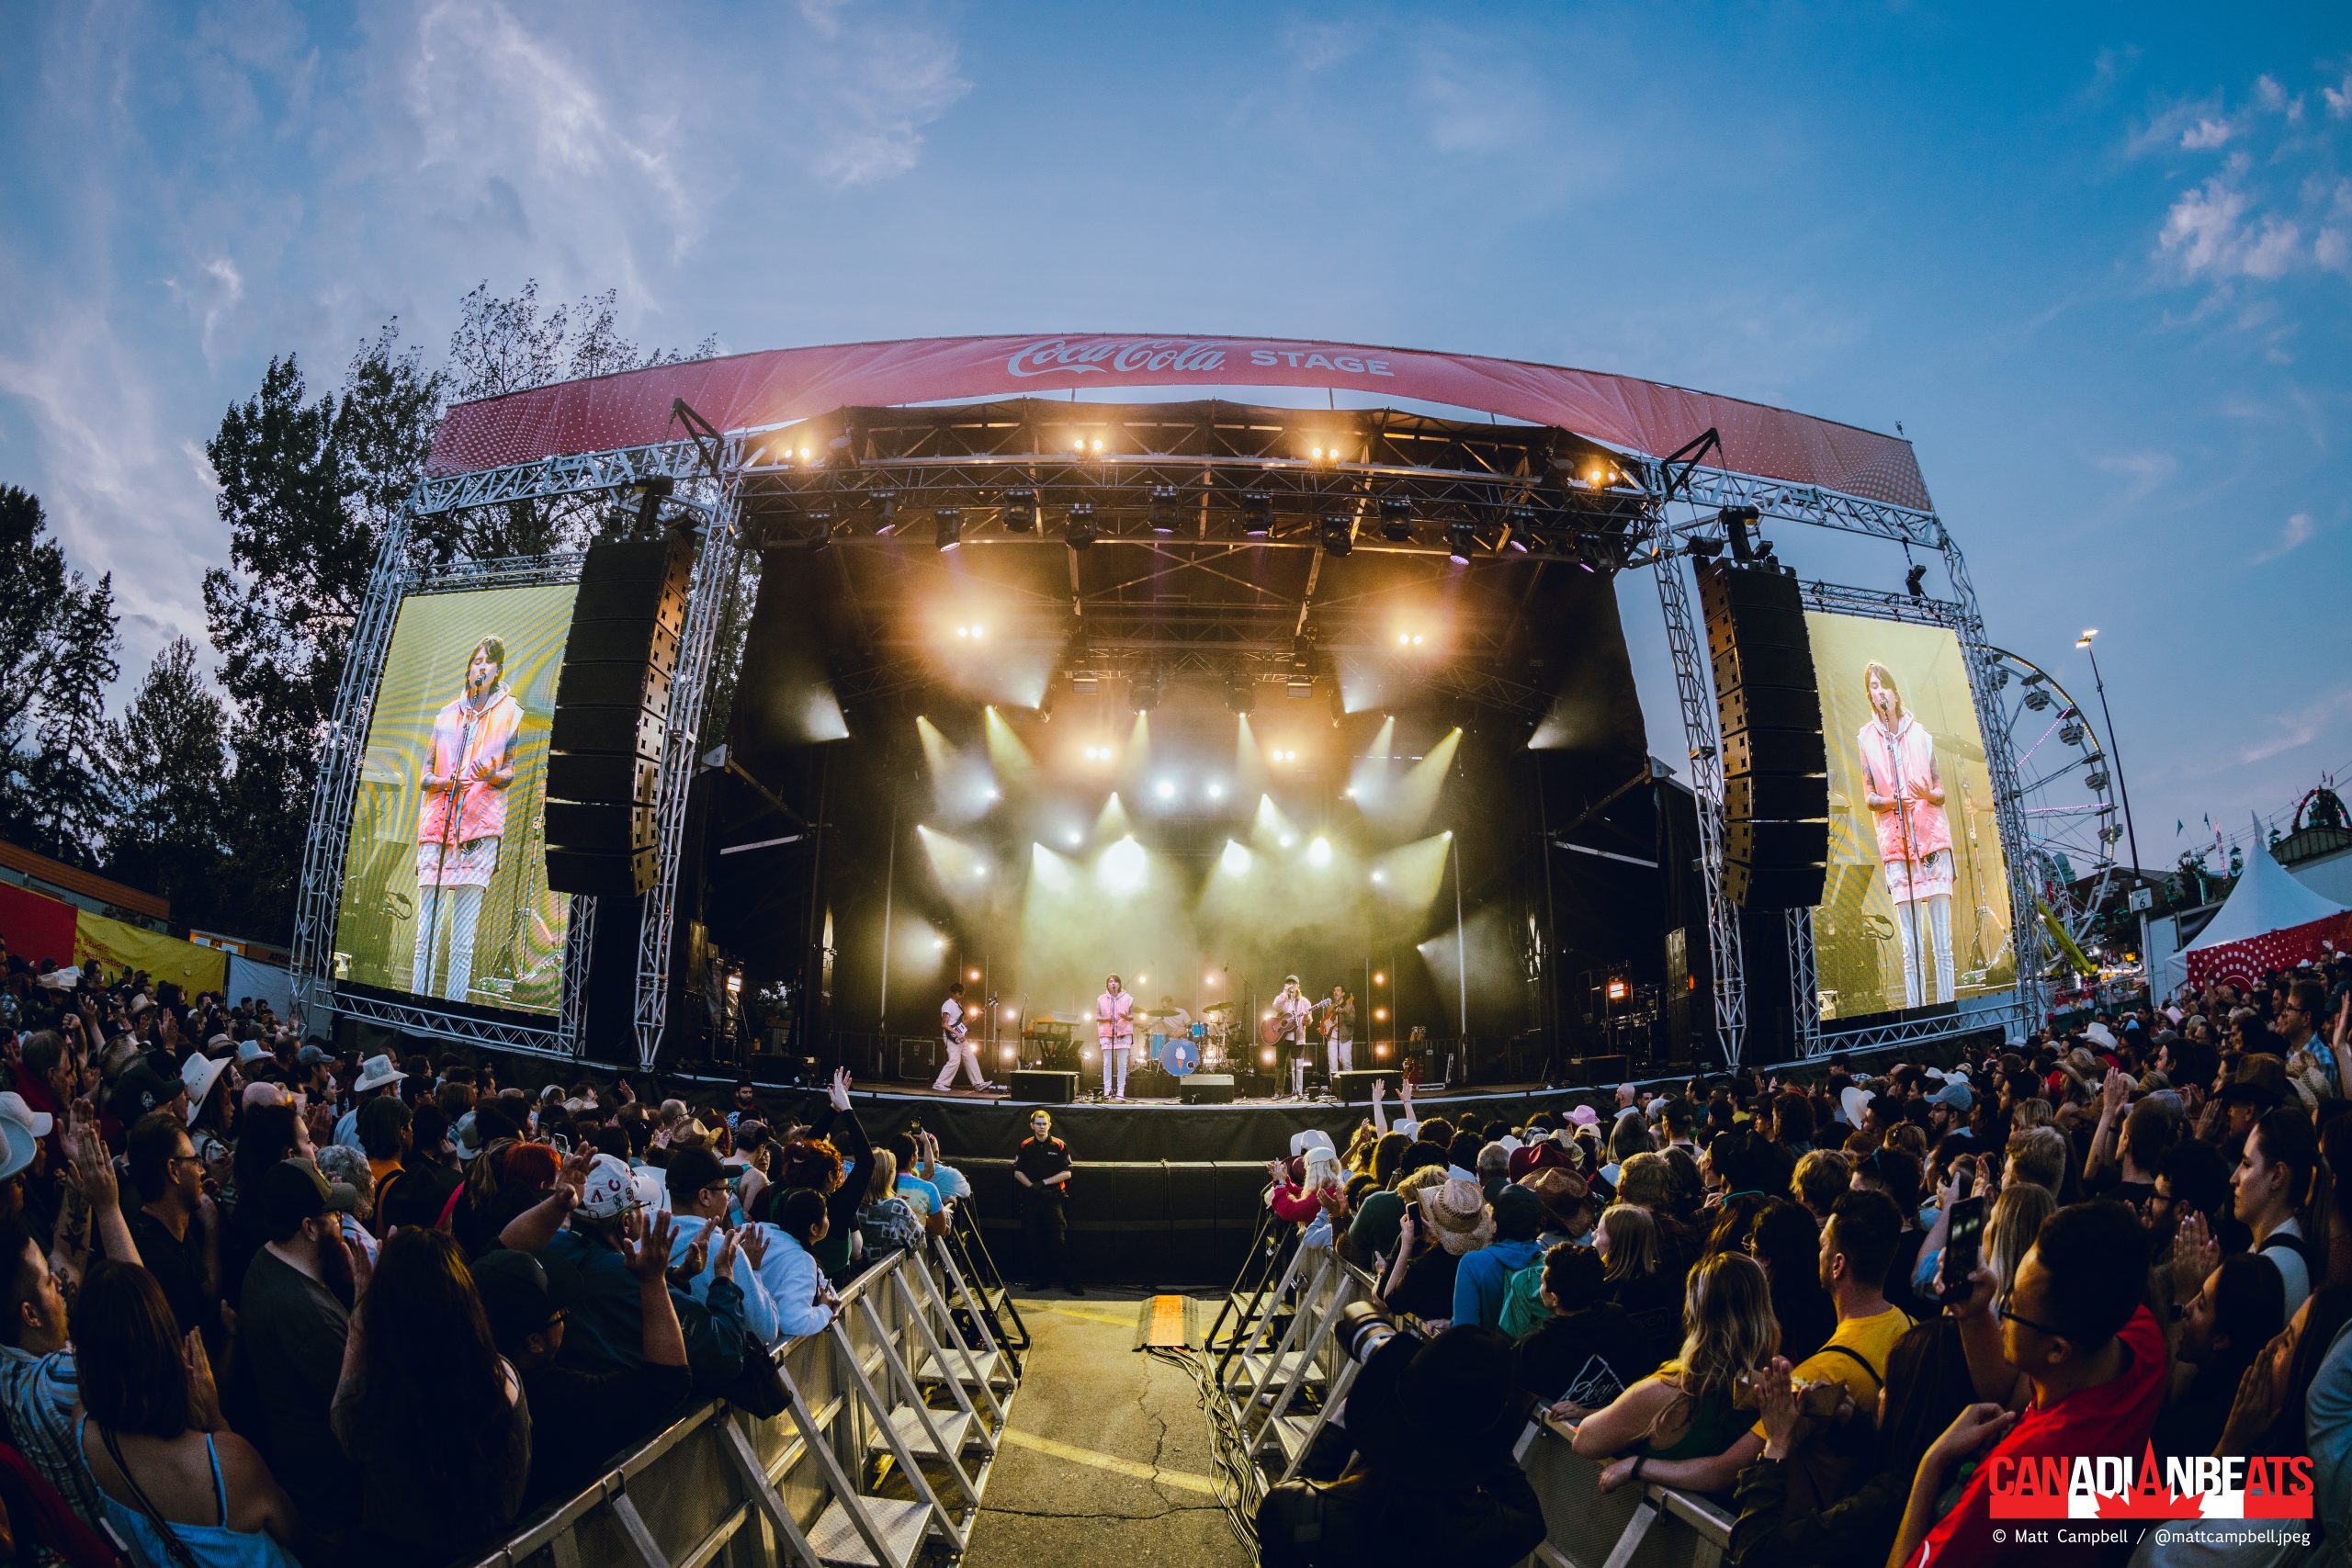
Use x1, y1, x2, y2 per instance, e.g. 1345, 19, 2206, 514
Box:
2184, 840, 2346, 953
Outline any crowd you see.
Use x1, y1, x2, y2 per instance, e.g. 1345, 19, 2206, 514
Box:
0, 947, 973, 1568
1258, 960, 2352, 1568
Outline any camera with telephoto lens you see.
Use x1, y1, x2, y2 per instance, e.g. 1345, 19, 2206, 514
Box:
1333, 1299, 1421, 1365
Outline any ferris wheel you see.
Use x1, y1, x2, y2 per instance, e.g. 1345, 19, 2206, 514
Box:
1981, 648, 2123, 973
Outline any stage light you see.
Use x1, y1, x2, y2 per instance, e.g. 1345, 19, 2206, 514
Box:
1066, 829, 1084, 847
1374, 1007, 1388, 1022
1206, 972, 1220, 986
1683, 534, 1724, 560
1003, 1006, 1017, 1021
1279, 833, 1296, 850
1606, 977, 1630, 1002
1205, 780, 1226, 801
1307, 836, 1332, 866
934, 936, 948, 950
1002, 489, 1038, 532
1320, 515, 1354, 557
934, 508, 963, 552
1129, 668, 1162, 713
1262, 1046, 1277, 1066
1905, 563, 1928, 599
1370, 869, 1386, 884
1241, 493, 1273, 537
1447, 522, 1476, 563
1065, 504, 1096, 549
1148, 486, 1182, 535
1225, 676, 1256, 716
1154, 778, 1177, 801
1373, 972, 1385, 985
1137, 974, 1148, 985
967, 968, 982, 983
1001, 1043, 1016, 1061
1219, 840, 1253, 875
1379, 496, 1413, 542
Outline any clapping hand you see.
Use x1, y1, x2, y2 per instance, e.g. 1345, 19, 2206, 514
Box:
2100, 1069, 2132, 1115
2170, 1210, 2219, 1304
620, 1211, 678, 1283
737, 1224, 771, 1273
829, 1067, 852, 1112
1755, 1357, 1808, 1460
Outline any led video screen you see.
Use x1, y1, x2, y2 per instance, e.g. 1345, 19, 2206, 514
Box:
1805, 613, 2015, 1019
334, 584, 578, 1015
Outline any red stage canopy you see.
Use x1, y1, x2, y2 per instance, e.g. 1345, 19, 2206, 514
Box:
426, 333, 1932, 511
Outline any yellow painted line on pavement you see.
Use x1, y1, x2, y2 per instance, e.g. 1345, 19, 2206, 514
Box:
998, 1427, 1218, 1495
1024, 1303, 1139, 1328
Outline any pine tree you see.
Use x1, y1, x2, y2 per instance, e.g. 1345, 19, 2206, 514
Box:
105, 637, 231, 925
23, 572, 121, 860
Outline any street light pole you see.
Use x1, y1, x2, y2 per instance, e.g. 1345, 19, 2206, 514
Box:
2075, 629, 2142, 876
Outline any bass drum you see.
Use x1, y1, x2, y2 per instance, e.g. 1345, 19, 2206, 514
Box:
1164, 1037, 1199, 1076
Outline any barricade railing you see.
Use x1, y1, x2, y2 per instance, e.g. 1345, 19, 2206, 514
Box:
461, 1234, 1020, 1568
1238, 1252, 1733, 1568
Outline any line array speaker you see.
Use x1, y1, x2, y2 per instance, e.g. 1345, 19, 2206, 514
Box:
1698, 560, 1827, 910
545, 536, 695, 897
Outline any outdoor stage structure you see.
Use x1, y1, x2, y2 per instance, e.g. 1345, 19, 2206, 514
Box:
288, 334, 2057, 1085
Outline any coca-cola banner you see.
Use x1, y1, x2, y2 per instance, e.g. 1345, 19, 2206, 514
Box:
428, 333, 1931, 510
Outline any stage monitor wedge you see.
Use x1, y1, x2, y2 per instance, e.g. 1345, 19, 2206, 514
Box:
1333, 1069, 1402, 1105
1009, 1070, 1079, 1104
1697, 559, 1829, 910
1179, 1074, 1238, 1105
546, 534, 695, 897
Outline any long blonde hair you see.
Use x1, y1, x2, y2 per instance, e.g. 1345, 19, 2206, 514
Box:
1654, 1252, 1778, 1437
1863, 660, 1907, 724
1599, 1203, 1660, 1282
1984, 1182, 2056, 1309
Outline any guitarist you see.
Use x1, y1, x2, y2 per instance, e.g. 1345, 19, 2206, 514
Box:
933, 979, 992, 1092
1317, 983, 1356, 1078
1272, 976, 1315, 1099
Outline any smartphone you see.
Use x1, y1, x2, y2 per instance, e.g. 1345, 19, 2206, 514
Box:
1939, 1195, 1986, 1304
550, 1133, 572, 1156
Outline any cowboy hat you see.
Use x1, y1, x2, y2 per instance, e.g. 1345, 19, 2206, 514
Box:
1416, 1176, 1493, 1255
0, 1093, 51, 1183
181, 1055, 232, 1124
351, 1055, 407, 1094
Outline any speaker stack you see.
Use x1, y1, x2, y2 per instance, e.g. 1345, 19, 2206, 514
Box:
1697, 561, 1828, 909
544, 536, 695, 897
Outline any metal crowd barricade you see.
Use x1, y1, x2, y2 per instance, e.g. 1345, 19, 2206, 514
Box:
462, 1235, 1020, 1568
1238, 1255, 1734, 1568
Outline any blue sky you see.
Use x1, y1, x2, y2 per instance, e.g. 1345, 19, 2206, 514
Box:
1, 1, 2346, 874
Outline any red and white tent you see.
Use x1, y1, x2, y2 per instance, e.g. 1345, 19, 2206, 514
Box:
2182, 840, 2352, 990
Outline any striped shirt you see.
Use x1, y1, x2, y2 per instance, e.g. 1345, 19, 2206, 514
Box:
0, 1342, 101, 1525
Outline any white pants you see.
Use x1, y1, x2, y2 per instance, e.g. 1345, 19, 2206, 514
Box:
1327, 1037, 1353, 1077
934, 1039, 987, 1090
1894, 894, 1955, 1008
1102, 1042, 1130, 1099
413, 884, 484, 1002
1290, 1044, 1309, 1097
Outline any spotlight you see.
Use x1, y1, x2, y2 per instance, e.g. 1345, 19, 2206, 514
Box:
1378, 496, 1413, 543
1001, 489, 1038, 532
1905, 563, 1928, 599
1447, 521, 1476, 564
1154, 778, 1177, 801
1683, 534, 1725, 560
1320, 514, 1354, 556
1205, 780, 1227, 801
1148, 486, 1182, 535
873, 491, 901, 535
1225, 676, 1256, 716
933, 508, 963, 552
1241, 493, 1272, 537
1064, 504, 1096, 549
1129, 667, 1162, 712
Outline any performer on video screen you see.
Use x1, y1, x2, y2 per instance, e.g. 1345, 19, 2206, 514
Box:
1858, 660, 1954, 1008
1096, 975, 1136, 1100
414, 636, 522, 1003
1272, 975, 1315, 1098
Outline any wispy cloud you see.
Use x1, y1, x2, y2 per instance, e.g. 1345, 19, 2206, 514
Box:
2250, 511, 2316, 564
2236, 682, 2352, 765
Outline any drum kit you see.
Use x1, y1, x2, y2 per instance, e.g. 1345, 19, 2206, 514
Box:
1143, 1002, 1236, 1077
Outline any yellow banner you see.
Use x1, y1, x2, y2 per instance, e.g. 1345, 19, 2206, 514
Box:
74, 911, 229, 998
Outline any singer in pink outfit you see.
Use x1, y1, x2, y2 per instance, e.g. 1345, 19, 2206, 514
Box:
413, 637, 522, 1001
1857, 660, 1955, 1007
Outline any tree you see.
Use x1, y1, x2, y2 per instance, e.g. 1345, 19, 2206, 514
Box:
21, 571, 120, 861
0, 488, 80, 812
203, 327, 443, 936
105, 637, 230, 925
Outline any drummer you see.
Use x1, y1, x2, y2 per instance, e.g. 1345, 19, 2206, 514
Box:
1156, 995, 1193, 1033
